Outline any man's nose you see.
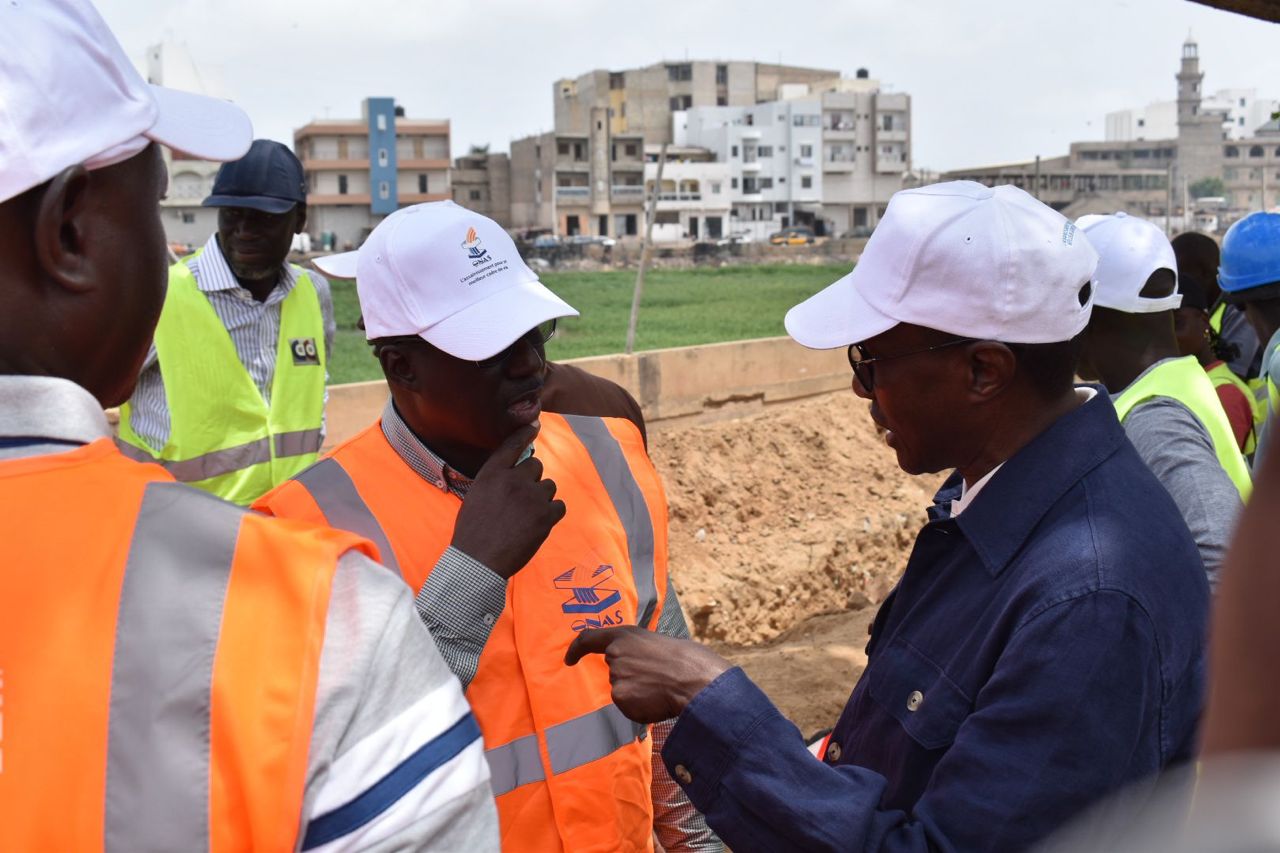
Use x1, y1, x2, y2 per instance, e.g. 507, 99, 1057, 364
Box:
505, 336, 545, 377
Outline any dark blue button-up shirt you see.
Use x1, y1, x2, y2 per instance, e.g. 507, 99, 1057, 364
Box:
662, 389, 1209, 852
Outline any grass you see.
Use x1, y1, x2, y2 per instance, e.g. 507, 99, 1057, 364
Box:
326, 263, 851, 385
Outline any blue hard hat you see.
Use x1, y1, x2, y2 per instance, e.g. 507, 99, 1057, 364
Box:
1219, 211, 1280, 294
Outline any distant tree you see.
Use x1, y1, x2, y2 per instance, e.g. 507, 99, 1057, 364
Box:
1190, 177, 1226, 199
468, 144, 490, 156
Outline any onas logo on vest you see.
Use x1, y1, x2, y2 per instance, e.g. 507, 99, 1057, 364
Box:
556, 564, 627, 633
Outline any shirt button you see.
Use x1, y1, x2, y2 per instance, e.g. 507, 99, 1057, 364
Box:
482, 613, 497, 626
906, 690, 924, 712
825, 741, 842, 762
674, 764, 693, 785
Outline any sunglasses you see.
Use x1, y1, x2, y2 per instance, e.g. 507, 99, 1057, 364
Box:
846, 337, 977, 393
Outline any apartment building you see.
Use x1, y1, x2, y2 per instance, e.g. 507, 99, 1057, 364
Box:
643, 147, 732, 242
452, 149, 512, 226
1106, 89, 1278, 142
294, 98, 450, 249
553, 61, 841, 145
678, 73, 910, 237
509, 107, 648, 237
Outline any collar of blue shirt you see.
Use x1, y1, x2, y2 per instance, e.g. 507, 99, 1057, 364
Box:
929, 385, 1121, 577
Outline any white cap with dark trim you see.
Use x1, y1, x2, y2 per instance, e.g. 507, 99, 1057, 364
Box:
0, 0, 253, 204
785, 181, 1099, 348
1076, 212, 1182, 314
314, 201, 579, 361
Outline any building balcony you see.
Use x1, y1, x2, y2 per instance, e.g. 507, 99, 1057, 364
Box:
824, 128, 859, 141
555, 186, 591, 200
307, 193, 372, 205
556, 159, 590, 172
741, 160, 762, 172
875, 158, 907, 174
876, 129, 908, 143
657, 192, 703, 201
397, 158, 451, 170
793, 157, 815, 167
611, 185, 646, 200
741, 129, 762, 140
612, 160, 644, 171
398, 191, 452, 204
303, 158, 370, 170
824, 159, 857, 173
739, 192, 764, 202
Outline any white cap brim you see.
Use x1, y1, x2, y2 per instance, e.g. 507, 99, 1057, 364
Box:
422, 278, 579, 360
784, 269, 899, 349
146, 85, 253, 162
312, 250, 358, 279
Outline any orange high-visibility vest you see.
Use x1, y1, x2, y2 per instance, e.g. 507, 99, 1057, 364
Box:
257, 412, 669, 852
0, 438, 374, 852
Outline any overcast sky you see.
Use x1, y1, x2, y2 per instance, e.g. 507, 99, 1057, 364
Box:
97, 0, 1278, 172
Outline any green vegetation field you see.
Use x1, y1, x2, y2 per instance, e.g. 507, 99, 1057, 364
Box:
327, 263, 851, 385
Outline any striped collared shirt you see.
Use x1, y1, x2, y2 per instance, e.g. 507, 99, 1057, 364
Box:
125, 233, 335, 451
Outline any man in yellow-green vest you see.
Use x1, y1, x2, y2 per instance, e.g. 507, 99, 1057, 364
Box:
119, 140, 332, 505
1076, 212, 1247, 588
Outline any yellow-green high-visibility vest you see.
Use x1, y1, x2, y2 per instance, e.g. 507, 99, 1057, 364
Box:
1114, 355, 1253, 501
118, 253, 326, 505
1209, 302, 1227, 336
1205, 361, 1262, 456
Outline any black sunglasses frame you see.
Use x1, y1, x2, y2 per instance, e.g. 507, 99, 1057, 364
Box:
846, 337, 978, 393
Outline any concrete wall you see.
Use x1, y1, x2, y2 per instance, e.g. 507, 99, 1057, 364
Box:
322, 335, 850, 448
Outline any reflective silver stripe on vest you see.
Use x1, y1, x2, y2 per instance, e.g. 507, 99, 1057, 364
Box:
294, 458, 402, 575
114, 436, 157, 464
545, 703, 647, 776
275, 427, 324, 459
105, 481, 245, 852
132, 437, 273, 482
485, 733, 546, 796
561, 415, 659, 628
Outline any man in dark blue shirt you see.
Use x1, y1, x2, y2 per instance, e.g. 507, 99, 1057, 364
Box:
567, 182, 1209, 852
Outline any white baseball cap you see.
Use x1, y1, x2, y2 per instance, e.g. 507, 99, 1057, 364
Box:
0, 0, 253, 204
785, 181, 1099, 348
314, 201, 579, 361
1076, 212, 1182, 314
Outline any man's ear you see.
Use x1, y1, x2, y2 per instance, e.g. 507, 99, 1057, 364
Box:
968, 341, 1017, 401
33, 164, 95, 294
294, 203, 308, 235
377, 344, 418, 390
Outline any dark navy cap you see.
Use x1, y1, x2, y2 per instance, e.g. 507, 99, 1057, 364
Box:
203, 139, 306, 214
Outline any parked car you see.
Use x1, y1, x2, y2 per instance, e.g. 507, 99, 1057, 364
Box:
531, 235, 562, 249
714, 230, 755, 246
567, 234, 617, 247
839, 226, 875, 238
769, 227, 816, 246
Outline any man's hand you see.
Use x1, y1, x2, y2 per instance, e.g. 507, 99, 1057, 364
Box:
565, 626, 733, 724
451, 423, 566, 579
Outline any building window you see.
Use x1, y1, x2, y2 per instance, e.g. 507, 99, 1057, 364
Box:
716, 64, 728, 85
778, 177, 786, 183
710, 181, 722, 194
1241, 97, 1247, 107
1137, 118, 1145, 127
378, 148, 389, 167
181, 212, 196, 224
378, 181, 390, 199
760, 177, 773, 189
610, 72, 624, 90
338, 174, 348, 194
758, 145, 773, 157
1226, 146, 1240, 158
376, 114, 387, 131
470, 189, 482, 201
558, 142, 570, 156
792, 114, 820, 127
1240, 117, 1247, 126
731, 145, 739, 157
419, 174, 428, 193
625, 143, 638, 157
801, 175, 813, 189
668, 95, 692, 111
717, 96, 727, 106
667, 63, 692, 82
800, 144, 813, 158
1251, 146, 1264, 157
731, 177, 738, 189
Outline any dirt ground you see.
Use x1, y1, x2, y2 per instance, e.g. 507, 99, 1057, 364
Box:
649, 391, 943, 729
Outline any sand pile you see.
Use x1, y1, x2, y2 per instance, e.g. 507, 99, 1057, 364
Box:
650, 391, 941, 646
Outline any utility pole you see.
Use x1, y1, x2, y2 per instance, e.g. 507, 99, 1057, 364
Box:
1033, 155, 1041, 200
626, 143, 667, 355
1165, 162, 1174, 236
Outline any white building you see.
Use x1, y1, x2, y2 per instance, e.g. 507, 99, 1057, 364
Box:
642, 150, 731, 242
1106, 89, 1278, 142
677, 76, 909, 237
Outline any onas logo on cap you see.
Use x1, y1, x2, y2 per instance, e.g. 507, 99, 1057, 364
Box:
461, 226, 491, 265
